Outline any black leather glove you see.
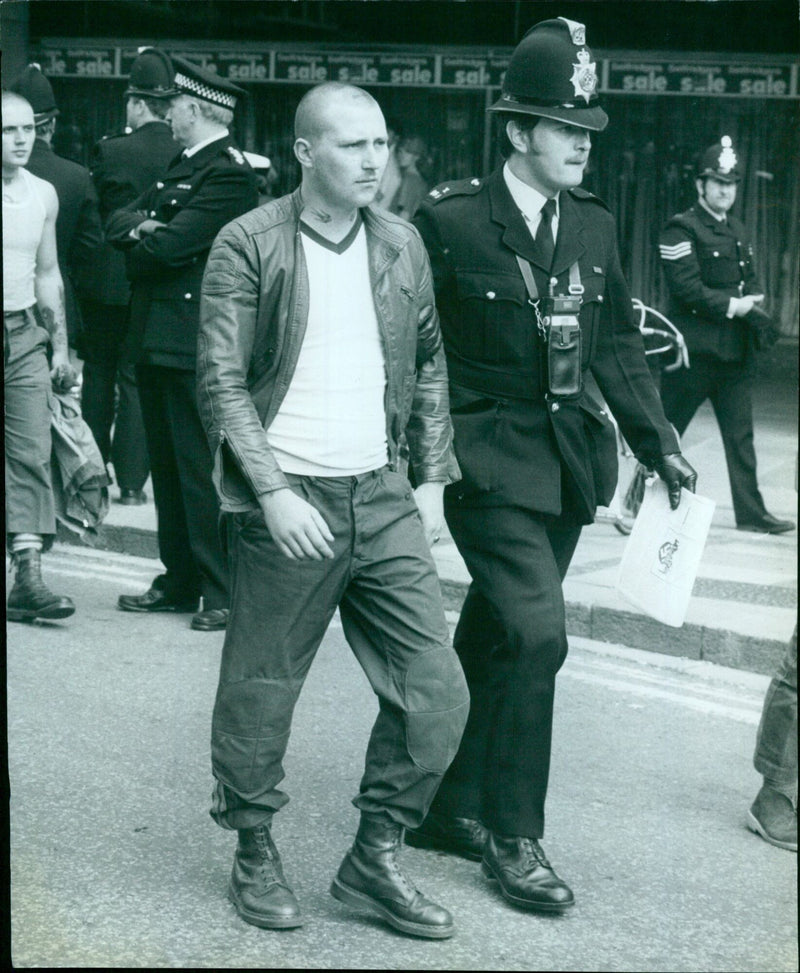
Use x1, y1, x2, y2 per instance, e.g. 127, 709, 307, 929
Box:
653, 453, 698, 511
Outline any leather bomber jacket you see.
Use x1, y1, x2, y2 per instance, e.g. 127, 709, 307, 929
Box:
197, 188, 459, 511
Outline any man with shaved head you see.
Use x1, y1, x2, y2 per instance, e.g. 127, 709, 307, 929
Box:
3, 91, 78, 621
197, 82, 468, 938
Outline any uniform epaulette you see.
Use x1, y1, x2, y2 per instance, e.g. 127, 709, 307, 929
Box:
568, 186, 610, 212
100, 130, 130, 142
227, 146, 246, 165
426, 177, 483, 203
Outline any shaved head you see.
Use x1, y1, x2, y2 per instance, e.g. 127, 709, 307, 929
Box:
294, 83, 380, 143
2, 90, 34, 117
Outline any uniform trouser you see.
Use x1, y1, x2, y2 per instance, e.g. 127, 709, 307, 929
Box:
81, 317, 150, 493
430, 500, 582, 839
4, 311, 56, 543
754, 626, 798, 796
209, 468, 469, 832
136, 363, 228, 610
660, 356, 767, 525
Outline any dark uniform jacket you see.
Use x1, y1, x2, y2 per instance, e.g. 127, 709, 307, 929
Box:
25, 138, 104, 342
89, 120, 179, 307
106, 134, 258, 371
659, 204, 762, 363
414, 167, 678, 524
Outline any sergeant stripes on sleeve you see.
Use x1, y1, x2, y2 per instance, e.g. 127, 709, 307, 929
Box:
659, 241, 693, 261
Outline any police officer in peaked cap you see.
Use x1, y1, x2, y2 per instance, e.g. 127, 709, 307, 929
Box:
658, 136, 794, 535
80, 48, 183, 511
105, 53, 258, 632
10, 62, 104, 353
409, 17, 697, 911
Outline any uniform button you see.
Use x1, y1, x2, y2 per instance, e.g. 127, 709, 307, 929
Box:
184, 293, 192, 300
471, 178, 480, 186
156, 181, 164, 189
171, 199, 178, 205
551, 402, 560, 413
713, 251, 720, 257
598, 295, 604, 302
486, 291, 496, 300
149, 210, 156, 217
739, 260, 745, 266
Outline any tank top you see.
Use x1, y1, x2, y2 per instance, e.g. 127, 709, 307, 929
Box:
3, 167, 48, 312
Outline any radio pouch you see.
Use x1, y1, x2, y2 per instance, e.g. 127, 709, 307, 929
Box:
516, 255, 584, 397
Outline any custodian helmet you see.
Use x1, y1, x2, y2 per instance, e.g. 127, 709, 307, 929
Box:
125, 47, 177, 99
697, 136, 741, 183
10, 63, 59, 123
489, 17, 608, 132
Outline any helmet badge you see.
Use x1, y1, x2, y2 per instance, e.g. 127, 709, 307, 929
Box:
717, 135, 738, 174
571, 49, 598, 104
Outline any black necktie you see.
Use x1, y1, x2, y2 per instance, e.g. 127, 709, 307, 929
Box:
535, 198, 557, 269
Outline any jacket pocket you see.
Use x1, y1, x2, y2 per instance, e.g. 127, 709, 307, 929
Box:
579, 396, 618, 507
454, 271, 527, 364
449, 386, 503, 495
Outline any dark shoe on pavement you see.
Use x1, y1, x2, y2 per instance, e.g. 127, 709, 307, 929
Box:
331, 814, 454, 939
6, 548, 75, 622
482, 832, 575, 912
228, 824, 303, 928
191, 608, 229, 631
117, 581, 198, 614
746, 785, 798, 851
118, 488, 148, 506
736, 514, 795, 535
405, 811, 488, 862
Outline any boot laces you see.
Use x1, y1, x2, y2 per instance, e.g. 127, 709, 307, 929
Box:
519, 837, 549, 868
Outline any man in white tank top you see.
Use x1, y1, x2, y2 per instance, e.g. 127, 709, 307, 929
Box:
3, 91, 77, 622
198, 83, 468, 939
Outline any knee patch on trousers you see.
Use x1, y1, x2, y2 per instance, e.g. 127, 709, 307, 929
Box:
211, 679, 295, 796
404, 647, 469, 774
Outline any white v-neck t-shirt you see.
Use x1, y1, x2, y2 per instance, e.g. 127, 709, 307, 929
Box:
266, 216, 388, 476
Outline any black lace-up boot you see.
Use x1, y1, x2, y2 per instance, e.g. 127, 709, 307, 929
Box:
7, 548, 75, 622
228, 824, 303, 928
330, 813, 454, 939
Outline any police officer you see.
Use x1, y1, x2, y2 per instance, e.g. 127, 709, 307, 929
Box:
107, 57, 258, 632
658, 137, 794, 535
80, 47, 180, 506
10, 64, 103, 356
409, 17, 696, 912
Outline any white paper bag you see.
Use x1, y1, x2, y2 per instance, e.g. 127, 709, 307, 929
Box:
615, 478, 715, 627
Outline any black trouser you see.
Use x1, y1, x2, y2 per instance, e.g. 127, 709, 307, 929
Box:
660, 355, 767, 526
430, 500, 582, 839
82, 357, 149, 492
79, 301, 149, 492
136, 363, 228, 610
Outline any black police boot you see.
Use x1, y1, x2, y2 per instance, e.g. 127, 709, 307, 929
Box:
228, 824, 303, 929
330, 813, 455, 939
482, 832, 575, 912
6, 548, 75, 622
405, 811, 488, 862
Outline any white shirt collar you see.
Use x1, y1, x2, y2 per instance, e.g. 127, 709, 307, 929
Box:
183, 130, 229, 159
698, 196, 727, 223
503, 162, 559, 228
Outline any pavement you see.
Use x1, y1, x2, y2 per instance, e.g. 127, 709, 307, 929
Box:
60, 340, 798, 676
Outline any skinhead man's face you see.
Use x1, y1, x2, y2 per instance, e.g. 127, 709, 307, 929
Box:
2, 97, 36, 171
515, 117, 592, 197
307, 99, 389, 211
699, 176, 737, 216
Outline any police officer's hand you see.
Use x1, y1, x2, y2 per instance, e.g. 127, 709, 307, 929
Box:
731, 294, 764, 317
136, 218, 167, 237
413, 481, 446, 547
653, 453, 698, 510
259, 487, 335, 560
